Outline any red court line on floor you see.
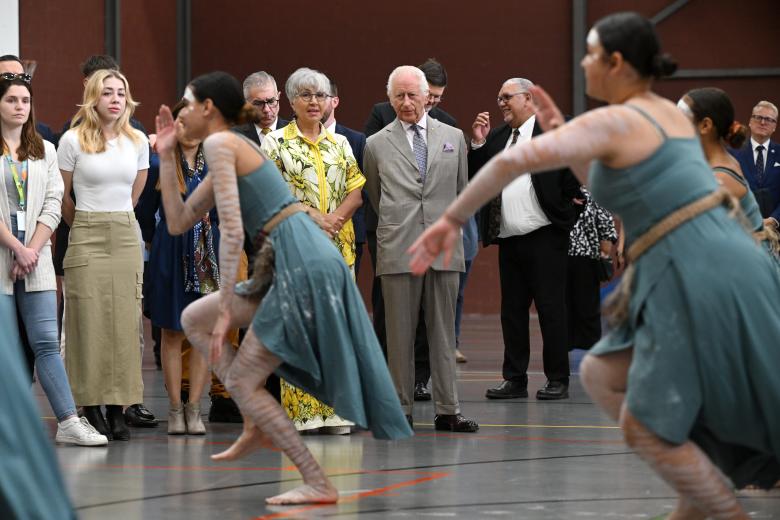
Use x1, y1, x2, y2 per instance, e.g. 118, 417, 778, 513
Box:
413, 432, 623, 445
253, 470, 451, 520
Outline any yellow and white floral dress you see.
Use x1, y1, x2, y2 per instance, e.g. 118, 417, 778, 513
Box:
262, 121, 366, 432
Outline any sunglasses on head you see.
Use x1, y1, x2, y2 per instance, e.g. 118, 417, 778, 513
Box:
0, 72, 32, 83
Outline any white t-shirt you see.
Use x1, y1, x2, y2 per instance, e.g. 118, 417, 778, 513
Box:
57, 129, 149, 212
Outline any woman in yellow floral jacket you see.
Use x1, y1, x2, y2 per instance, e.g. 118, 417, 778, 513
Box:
262, 67, 365, 434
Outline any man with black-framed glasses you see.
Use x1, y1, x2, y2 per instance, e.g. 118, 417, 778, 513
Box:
234, 71, 288, 146
730, 100, 780, 229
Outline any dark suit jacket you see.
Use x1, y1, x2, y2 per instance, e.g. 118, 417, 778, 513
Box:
362, 103, 458, 231
233, 117, 290, 146
468, 122, 580, 247
36, 122, 57, 146
730, 140, 780, 221
334, 123, 368, 243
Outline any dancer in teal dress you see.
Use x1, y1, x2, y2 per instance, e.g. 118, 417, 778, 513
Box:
679, 87, 780, 265
154, 71, 411, 506
410, 12, 778, 519
0, 294, 75, 519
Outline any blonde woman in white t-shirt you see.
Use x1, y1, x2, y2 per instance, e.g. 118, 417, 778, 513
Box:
58, 69, 149, 442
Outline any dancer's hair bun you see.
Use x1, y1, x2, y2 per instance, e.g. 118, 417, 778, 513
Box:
651, 53, 677, 78
235, 103, 259, 125
726, 120, 748, 149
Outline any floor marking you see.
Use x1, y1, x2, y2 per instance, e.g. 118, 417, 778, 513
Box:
412, 432, 623, 445
253, 470, 451, 520
414, 422, 620, 429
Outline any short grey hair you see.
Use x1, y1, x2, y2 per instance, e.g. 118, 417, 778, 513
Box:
284, 67, 330, 102
242, 71, 277, 100
754, 100, 778, 117
386, 65, 429, 97
503, 77, 535, 94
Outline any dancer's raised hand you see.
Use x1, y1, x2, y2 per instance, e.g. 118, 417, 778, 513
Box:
408, 215, 461, 275
155, 104, 178, 155
530, 85, 565, 132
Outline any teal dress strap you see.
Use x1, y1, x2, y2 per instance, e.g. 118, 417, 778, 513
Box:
712, 166, 748, 188
624, 104, 668, 139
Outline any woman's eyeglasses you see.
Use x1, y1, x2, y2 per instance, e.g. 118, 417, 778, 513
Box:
0, 72, 32, 83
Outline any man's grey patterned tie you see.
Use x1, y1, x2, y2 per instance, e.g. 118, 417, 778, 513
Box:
412, 124, 428, 182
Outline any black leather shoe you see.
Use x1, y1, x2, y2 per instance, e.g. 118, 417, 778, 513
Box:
83, 405, 112, 440
434, 414, 479, 433
124, 403, 158, 427
413, 382, 431, 401
106, 405, 130, 441
405, 415, 414, 429
208, 395, 243, 423
485, 380, 528, 399
536, 380, 569, 400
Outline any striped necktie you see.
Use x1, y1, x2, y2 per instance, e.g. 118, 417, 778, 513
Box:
412, 124, 428, 182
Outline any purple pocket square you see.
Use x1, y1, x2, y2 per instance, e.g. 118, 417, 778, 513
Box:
443, 142, 455, 152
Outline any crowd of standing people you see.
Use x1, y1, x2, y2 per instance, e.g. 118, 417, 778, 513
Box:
0, 9, 778, 518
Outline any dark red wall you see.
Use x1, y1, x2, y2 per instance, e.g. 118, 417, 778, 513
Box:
19, 0, 780, 313
19, 0, 177, 134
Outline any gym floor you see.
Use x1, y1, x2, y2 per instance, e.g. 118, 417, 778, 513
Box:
36, 315, 780, 519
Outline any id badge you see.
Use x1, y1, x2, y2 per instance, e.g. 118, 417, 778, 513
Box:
16, 210, 26, 232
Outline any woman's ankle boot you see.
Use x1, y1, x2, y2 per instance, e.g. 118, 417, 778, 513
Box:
168, 405, 186, 435
83, 405, 112, 440
184, 402, 206, 435
105, 405, 130, 441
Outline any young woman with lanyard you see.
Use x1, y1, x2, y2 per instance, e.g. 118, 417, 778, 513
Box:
0, 73, 107, 446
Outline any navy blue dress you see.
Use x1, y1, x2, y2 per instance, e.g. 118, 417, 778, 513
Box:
148, 152, 220, 331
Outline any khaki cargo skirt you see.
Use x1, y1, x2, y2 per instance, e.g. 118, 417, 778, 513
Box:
63, 211, 143, 406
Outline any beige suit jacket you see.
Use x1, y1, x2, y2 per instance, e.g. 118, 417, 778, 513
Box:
364, 115, 467, 276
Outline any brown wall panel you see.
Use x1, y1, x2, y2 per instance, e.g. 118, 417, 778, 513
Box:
121, 0, 178, 130
190, 0, 573, 132
20, 0, 105, 132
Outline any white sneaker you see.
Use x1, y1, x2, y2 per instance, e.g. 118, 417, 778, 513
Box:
56, 417, 109, 446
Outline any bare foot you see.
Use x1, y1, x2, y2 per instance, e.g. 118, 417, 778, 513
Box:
211, 425, 270, 461
667, 497, 705, 520
265, 482, 339, 505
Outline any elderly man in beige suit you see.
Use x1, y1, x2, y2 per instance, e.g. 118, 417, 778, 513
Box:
364, 65, 478, 432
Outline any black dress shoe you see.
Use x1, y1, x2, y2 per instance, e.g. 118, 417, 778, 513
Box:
485, 380, 528, 399
106, 405, 130, 441
405, 415, 414, 429
208, 395, 244, 423
124, 403, 158, 427
413, 382, 431, 401
83, 405, 112, 440
434, 414, 479, 433
536, 380, 569, 400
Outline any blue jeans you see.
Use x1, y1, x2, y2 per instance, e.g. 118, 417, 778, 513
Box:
11, 218, 77, 421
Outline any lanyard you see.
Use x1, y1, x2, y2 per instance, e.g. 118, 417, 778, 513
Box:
4, 153, 27, 211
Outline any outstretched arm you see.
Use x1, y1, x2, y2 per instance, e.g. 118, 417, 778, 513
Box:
155, 104, 216, 235
409, 104, 625, 274
202, 132, 247, 362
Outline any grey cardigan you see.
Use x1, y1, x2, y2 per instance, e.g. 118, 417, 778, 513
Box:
0, 140, 63, 294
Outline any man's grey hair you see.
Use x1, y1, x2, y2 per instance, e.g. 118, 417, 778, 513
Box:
242, 71, 277, 100
386, 65, 429, 97
503, 77, 535, 94
284, 67, 330, 102
754, 100, 779, 117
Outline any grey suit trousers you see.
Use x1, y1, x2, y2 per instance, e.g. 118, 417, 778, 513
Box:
382, 271, 460, 415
